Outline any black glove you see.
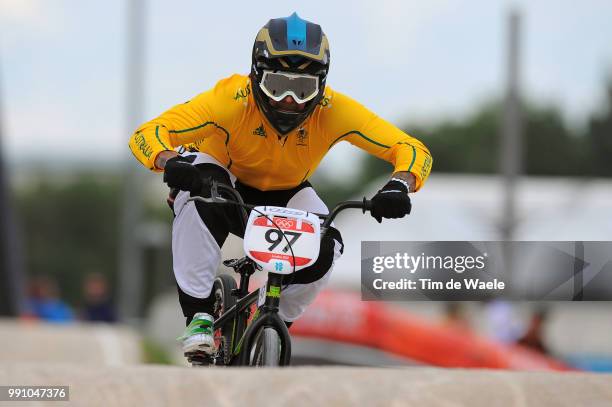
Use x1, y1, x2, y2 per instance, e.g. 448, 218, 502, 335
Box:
370, 179, 412, 223
162, 156, 202, 193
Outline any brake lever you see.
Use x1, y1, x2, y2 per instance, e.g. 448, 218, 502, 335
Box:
186, 178, 229, 204
185, 179, 227, 204
210, 178, 220, 199
186, 196, 228, 204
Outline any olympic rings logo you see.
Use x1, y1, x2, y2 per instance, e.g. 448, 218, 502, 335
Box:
274, 218, 295, 229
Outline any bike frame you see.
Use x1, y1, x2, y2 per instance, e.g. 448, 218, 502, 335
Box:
189, 180, 371, 366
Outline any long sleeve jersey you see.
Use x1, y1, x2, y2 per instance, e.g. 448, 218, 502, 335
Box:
129, 74, 432, 191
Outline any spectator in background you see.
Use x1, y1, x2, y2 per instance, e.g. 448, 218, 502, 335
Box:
442, 302, 471, 330
482, 300, 523, 344
26, 275, 73, 323
81, 272, 116, 323
517, 309, 549, 355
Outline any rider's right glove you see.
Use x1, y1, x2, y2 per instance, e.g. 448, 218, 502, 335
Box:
369, 179, 412, 223
163, 156, 202, 193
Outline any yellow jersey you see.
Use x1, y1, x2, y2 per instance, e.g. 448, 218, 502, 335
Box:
129, 74, 432, 191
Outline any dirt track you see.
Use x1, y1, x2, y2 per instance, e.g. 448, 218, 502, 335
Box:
0, 363, 611, 407
0, 320, 141, 365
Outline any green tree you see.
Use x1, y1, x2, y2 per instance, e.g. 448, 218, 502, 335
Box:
17, 171, 174, 311
358, 100, 584, 184
17, 173, 121, 306
585, 85, 612, 176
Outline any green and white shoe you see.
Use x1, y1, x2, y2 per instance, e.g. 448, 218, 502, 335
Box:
178, 312, 215, 354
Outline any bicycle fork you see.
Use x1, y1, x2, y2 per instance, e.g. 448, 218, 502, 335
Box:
237, 273, 291, 365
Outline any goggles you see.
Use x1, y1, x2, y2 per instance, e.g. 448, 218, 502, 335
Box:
259, 70, 320, 104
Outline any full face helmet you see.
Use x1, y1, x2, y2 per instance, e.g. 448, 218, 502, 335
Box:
250, 13, 330, 135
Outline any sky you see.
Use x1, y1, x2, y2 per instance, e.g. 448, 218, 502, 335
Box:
1, 0, 611, 174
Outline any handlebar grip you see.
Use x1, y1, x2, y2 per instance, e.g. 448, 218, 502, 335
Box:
362, 197, 373, 213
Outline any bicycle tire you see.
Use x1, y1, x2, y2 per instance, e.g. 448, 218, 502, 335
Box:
212, 274, 237, 365
252, 327, 281, 367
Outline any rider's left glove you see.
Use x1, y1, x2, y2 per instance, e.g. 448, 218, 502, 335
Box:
163, 156, 202, 193
370, 179, 412, 223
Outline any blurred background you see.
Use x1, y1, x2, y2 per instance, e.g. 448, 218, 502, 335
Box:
1, 0, 611, 371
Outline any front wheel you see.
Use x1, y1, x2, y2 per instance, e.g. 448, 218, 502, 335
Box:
251, 327, 281, 366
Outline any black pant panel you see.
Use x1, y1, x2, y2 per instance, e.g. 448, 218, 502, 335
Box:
191, 164, 241, 247
177, 283, 215, 325
283, 226, 343, 285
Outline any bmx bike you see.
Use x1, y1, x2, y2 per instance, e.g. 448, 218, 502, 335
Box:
184, 179, 372, 367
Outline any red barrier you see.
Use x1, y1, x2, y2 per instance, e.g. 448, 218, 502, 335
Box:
291, 290, 571, 370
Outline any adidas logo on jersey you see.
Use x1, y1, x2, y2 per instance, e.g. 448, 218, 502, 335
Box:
252, 124, 267, 138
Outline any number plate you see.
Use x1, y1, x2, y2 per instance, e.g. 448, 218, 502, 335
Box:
243, 206, 321, 274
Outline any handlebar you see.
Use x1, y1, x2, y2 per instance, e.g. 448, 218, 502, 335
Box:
186, 179, 372, 231
318, 197, 372, 230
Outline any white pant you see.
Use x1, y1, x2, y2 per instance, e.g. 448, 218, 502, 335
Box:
171, 152, 341, 322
